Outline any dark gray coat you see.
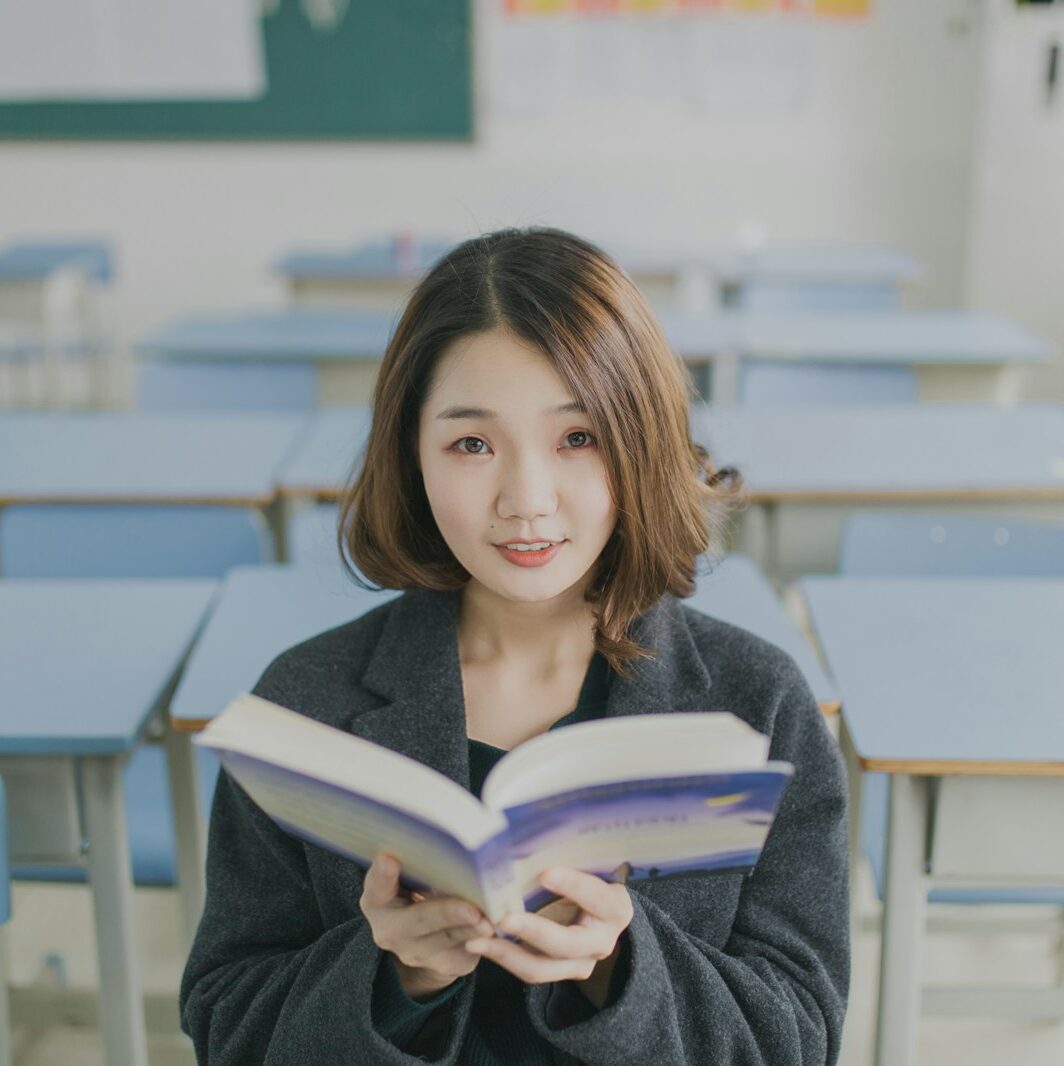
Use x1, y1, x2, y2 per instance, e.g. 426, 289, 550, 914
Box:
180, 587, 850, 1064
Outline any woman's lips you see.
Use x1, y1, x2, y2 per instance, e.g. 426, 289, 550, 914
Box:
494, 541, 565, 568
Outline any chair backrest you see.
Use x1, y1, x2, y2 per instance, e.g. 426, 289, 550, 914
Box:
136, 360, 317, 411
739, 362, 919, 406
839, 512, 1064, 578
0, 504, 272, 578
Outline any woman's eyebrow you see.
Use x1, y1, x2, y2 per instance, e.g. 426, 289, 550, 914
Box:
435, 401, 586, 420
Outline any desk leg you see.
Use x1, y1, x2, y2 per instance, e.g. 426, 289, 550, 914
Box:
762, 502, 782, 583
264, 497, 290, 564
82, 756, 148, 1066
0, 927, 11, 1066
874, 774, 928, 1066
164, 724, 206, 953
712, 350, 739, 406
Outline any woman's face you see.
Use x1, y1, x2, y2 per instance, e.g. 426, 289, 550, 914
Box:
417, 328, 617, 608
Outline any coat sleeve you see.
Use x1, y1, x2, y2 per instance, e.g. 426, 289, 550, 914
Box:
178, 666, 475, 1065
524, 661, 851, 1066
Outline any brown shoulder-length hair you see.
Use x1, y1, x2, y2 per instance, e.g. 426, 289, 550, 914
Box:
339, 227, 742, 677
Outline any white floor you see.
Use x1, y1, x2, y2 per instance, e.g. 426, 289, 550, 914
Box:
4, 864, 1064, 1065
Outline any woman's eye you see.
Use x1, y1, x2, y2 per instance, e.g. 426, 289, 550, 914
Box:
565, 431, 595, 449
454, 436, 488, 455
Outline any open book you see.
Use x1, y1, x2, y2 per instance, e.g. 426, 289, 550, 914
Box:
196, 694, 793, 922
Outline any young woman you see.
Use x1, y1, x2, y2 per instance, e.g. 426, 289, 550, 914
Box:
181, 228, 849, 1065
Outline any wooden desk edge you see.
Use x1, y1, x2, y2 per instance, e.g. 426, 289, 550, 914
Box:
277, 485, 344, 502
854, 756, 1064, 777
172, 716, 209, 734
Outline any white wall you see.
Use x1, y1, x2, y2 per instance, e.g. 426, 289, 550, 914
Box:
967, 0, 1064, 400
0, 0, 983, 356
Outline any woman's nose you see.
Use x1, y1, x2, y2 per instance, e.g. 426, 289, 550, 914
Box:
496, 453, 558, 521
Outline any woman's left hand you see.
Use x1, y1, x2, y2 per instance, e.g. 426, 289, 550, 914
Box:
464, 864, 634, 1006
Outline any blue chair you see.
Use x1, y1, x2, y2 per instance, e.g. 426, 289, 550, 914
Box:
136, 360, 317, 411
0, 504, 271, 579
738, 362, 918, 406
839, 511, 1064, 905
0, 503, 269, 887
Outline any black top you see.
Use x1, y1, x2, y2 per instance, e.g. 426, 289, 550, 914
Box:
372, 651, 617, 1063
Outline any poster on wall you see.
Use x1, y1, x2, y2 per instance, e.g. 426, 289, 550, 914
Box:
503, 1, 872, 16
494, 0, 871, 121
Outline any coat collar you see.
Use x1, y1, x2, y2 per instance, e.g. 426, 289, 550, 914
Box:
347, 587, 714, 789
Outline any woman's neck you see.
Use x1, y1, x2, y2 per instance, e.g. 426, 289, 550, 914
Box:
457, 580, 596, 677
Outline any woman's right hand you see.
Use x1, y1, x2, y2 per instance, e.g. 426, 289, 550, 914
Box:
360, 852, 494, 1001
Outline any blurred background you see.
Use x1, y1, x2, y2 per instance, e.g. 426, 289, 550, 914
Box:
1, 2, 1064, 1065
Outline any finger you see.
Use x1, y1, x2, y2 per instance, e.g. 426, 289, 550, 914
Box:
362, 852, 403, 909
540, 867, 633, 925
497, 910, 611, 961
466, 936, 597, 984
405, 897, 492, 940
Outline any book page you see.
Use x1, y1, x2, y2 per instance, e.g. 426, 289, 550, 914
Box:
482, 712, 770, 811
198, 695, 506, 849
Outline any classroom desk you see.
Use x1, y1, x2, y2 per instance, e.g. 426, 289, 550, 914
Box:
657, 309, 1052, 404
690, 403, 1064, 574
0, 411, 308, 559
169, 553, 836, 733
800, 577, 1064, 1066
0, 580, 217, 1066
275, 237, 455, 301
136, 308, 397, 406
708, 245, 923, 308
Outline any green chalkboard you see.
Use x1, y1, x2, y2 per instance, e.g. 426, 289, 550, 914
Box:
0, 0, 471, 141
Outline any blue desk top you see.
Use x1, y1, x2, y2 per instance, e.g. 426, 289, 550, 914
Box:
170, 564, 397, 722
0, 580, 217, 755
275, 238, 457, 280
275, 407, 372, 495
170, 555, 834, 725
656, 310, 1052, 363
692, 404, 1064, 499
800, 577, 1064, 770
0, 241, 113, 283
707, 246, 923, 286
136, 308, 397, 362
0, 412, 308, 504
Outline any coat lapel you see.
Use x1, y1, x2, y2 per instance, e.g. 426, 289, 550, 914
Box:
343, 588, 717, 788
348, 587, 472, 788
